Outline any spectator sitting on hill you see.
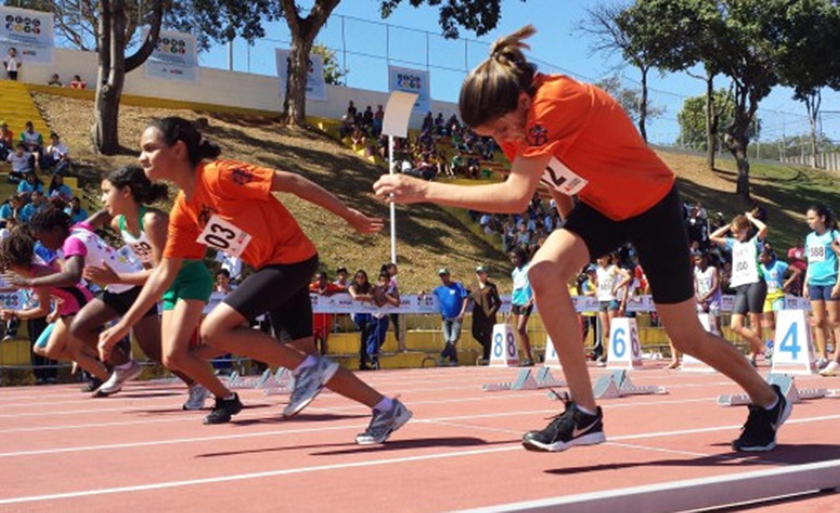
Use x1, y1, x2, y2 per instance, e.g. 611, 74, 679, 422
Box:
64, 196, 88, 224
346, 100, 357, 120
40, 132, 70, 175
69, 75, 86, 89
422, 112, 434, 134
372, 105, 384, 137
47, 74, 63, 87
0, 195, 22, 224
350, 126, 366, 148
17, 171, 43, 199
434, 113, 445, 136
362, 105, 374, 128
19, 121, 43, 156
48, 173, 73, 202
3, 47, 21, 81
450, 151, 466, 176
19, 190, 46, 223
5, 143, 32, 182
0, 121, 14, 160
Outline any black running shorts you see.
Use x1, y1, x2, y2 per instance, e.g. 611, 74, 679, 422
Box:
563, 185, 693, 305
222, 255, 319, 341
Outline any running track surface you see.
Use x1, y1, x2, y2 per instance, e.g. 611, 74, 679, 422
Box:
1, 363, 839, 512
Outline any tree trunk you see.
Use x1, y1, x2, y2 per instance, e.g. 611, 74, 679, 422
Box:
283, 37, 314, 126
805, 90, 821, 169
705, 75, 715, 171
638, 67, 648, 143
730, 135, 751, 199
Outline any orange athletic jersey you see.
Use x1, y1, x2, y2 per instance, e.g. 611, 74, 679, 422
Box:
163, 160, 317, 268
500, 74, 675, 221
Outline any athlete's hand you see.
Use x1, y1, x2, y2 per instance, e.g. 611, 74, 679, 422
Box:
83, 261, 119, 286
1, 271, 30, 288
345, 208, 384, 234
99, 322, 130, 361
373, 174, 429, 204
0, 309, 13, 321
832, 284, 840, 299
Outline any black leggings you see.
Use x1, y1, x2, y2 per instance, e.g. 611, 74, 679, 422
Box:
223, 255, 319, 341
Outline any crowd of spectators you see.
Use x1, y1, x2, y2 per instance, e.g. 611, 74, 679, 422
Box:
337, 100, 502, 182
471, 195, 564, 258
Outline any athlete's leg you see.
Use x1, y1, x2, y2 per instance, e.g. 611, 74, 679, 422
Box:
811, 299, 829, 360
516, 312, 532, 362
528, 229, 595, 411
69, 298, 123, 366
161, 300, 229, 398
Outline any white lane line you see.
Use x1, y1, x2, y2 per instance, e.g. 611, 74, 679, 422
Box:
2, 414, 840, 505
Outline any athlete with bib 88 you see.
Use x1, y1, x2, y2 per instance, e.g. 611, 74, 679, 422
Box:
374, 24, 790, 454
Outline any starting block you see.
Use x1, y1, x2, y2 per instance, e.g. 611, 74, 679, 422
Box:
591, 370, 667, 399
263, 367, 295, 396
717, 373, 840, 406
482, 367, 567, 392
145, 376, 181, 385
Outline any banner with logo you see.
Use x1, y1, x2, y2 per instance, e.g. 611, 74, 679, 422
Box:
388, 65, 430, 114
275, 49, 327, 102
0, 6, 54, 65
144, 29, 199, 82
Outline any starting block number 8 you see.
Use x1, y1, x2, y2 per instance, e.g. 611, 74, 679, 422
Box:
490, 324, 520, 367
608, 318, 642, 369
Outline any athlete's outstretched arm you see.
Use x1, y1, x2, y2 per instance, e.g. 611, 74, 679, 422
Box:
373, 152, 551, 213
271, 171, 382, 234
84, 212, 168, 286
4, 255, 83, 288
97, 258, 182, 359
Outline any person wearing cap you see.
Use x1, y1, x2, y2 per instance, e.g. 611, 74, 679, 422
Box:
471, 265, 501, 364
432, 268, 470, 366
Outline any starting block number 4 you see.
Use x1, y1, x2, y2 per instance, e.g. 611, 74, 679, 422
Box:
772, 309, 817, 375
490, 324, 519, 367
608, 317, 642, 369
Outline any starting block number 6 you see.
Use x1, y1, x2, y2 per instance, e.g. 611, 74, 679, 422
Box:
611, 326, 640, 359
608, 317, 643, 369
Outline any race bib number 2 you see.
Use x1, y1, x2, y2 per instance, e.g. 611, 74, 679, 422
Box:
196, 215, 252, 257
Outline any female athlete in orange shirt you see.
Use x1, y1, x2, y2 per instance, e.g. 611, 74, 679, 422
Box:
375, 25, 788, 453
99, 117, 411, 444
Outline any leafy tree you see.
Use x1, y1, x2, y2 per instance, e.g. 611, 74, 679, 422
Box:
595, 74, 665, 125
312, 43, 346, 86
676, 89, 763, 153
578, 1, 665, 142
177, 0, 524, 126
776, 0, 840, 168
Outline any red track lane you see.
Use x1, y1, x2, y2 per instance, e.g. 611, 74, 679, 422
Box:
0, 364, 839, 512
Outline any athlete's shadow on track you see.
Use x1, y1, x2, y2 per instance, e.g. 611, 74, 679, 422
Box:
197, 437, 513, 459
232, 413, 370, 426
543, 444, 840, 476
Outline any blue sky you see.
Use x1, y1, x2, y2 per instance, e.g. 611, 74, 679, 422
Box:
198, 0, 840, 146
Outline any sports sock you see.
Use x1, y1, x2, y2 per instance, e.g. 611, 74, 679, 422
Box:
373, 397, 393, 412
223, 393, 236, 401
115, 360, 135, 371
763, 396, 779, 411
576, 404, 597, 416
297, 355, 318, 371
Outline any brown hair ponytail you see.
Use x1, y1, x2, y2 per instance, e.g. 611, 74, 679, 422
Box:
458, 25, 538, 129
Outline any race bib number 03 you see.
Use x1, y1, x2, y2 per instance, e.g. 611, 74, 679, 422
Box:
196, 215, 252, 258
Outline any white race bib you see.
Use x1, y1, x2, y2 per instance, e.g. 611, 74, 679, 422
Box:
128, 241, 155, 264
540, 157, 588, 196
808, 244, 826, 263
196, 215, 252, 258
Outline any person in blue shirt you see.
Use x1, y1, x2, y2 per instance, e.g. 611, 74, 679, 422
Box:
510, 246, 535, 366
0, 195, 22, 224
19, 190, 46, 224
804, 204, 840, 375
64, 196, 88, 224
759, 248, 799, 349
432, 268, 469, 366
16, 171, 43, 198
48, 173, 73, 202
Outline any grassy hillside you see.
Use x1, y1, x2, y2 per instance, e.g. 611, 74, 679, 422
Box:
32, 92, 840, 293
33, 93, 511, 292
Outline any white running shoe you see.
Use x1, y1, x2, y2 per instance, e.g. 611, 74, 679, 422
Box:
182, 383, 209, 410
820, 361, 840, 377
355, 399, 412, 445
94, 360, 143, 397
283, 356, 338, 418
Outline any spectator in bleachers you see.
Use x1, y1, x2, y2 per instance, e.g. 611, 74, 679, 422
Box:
422, 112, 433, 135
40, 132, 70, 175
434, 113, 445, 136
310, 271, 342, 355
0, 121, 13, 160
333, 266, 350, 292
47, 74, 63, 87
64, 196, 88, 224
432, 268, 470, 366
6, 142, 32, 182
69, 75, 86, 89
346, 100, 357, 120
362, 105, 374, 129
3, 47, 21, 81
471, 265, 500, 364
350, 126, 366, 148
215, 251, 243, 283
0, 194, 22, 224
372, 105, 384, 137
19, 121, 43, 156
19, 190, 46, 223
17, 171, 43, 199
686, 203, 709, 249
48, 173, 73, 202
348, 269, 376, 370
